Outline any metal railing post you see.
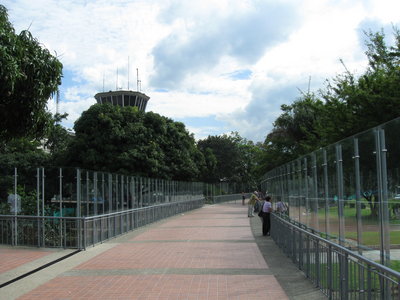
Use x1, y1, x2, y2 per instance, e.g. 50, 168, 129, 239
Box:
41, 168, 45, 247
323, 150, 330, 239
335, 144, 345, 247
36, 168, 40, 247
76, 168, 81, 249
83, 218, 87, 250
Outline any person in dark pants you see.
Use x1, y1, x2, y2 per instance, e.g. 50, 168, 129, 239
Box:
262, 196, 272, 236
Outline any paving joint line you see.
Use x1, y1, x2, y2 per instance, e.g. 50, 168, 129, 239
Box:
61, 268, 273, 277
159, 225, 248, 228
121, 239, 255, 243
0, 249, 81, 289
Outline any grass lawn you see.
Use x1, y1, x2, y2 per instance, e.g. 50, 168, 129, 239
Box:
310, 261, 383, 291
317, 204, 400, 223
342, 231, 400, 246
319, 206, 372, 219
388, 260, 400, 272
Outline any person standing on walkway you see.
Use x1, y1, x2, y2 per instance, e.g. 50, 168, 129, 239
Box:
262, 196, 273, 236
248, 191, 259, 217
242, 192, 246, 205
276, 198, 287, 214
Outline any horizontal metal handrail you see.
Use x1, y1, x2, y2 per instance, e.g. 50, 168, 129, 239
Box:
273, 214, 400, 279
83, 198, 203, 220
0, 214, 83, 220
0, 197, 205, 249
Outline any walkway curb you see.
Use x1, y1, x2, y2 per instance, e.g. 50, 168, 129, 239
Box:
250, 214, 326, 299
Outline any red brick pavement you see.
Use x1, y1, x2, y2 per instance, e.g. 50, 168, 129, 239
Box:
130, 226, 254, 241
0, 248, 52, 273
74, 242, 267, 270
18, 274, 285, 300
12, 203, 289, 300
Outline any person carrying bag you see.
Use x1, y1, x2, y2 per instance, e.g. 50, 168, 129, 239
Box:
261, 196, 272, 236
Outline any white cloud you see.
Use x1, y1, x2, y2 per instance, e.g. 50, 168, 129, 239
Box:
147, 88, 248, 119
3, 0, 400, 142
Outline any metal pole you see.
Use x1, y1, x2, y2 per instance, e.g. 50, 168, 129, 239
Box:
76, 169, 81, 249
139, 177, 143, 207
375, 128, 391, 299
121, 175, 124, 211
336, 144, 346, 298
303, 157, 309, 227
59, 168, 63, 247
336, 144, 345, 245
323, 150, 330, 239
13, 168, 17, 246
36, 168, 40, 246
86, 171, 89, 216
354, 138, 365, 295
94, 172, 98, 216
131, 176, 134, 209
108, 173, 112, 213
379, 129, 390, 265
297, 160, 302, 224
41, 168, 45, 246
14, 168, 17, 215
354, 138, 363, 253
59, 168, 63, 216
102, 173, 105, 214
94, 172, 98, 244
312, 153, 319, 231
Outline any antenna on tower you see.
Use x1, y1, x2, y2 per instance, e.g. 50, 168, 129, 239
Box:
116, 68, 119, 90
136, 68, 139, 91
102, 72, 105, 92
127, 57, 130, 90
136, 68, 142, 92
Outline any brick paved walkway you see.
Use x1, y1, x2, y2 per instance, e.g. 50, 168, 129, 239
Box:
0, 248, 52, 274
1, 202, 325, 299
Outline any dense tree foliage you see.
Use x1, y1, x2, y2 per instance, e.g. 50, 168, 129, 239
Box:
259, 28, 400, 174
0, 5, 63, 142
64, 104, 202, 180
197, 132, 260, 189
318, 29, 400, 144
257, 95, 324, 175
0, 137, 49, 169
43, 113, 73, 164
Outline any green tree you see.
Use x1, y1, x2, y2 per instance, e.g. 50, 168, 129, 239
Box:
197, 132, 260, 190
0, 5, 62, 141
258, 28, 400, 176
258, 94, 324, 174
0, 137, 49, 203
44, 113, 74, 165
65, 104, 202, 180
318, 29, 400, 145
197, 134, 240, 182
0, 137, 49, 168
161, 120, 202, 180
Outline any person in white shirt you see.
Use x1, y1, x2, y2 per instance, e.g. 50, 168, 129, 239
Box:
276, 199, 287, 214
248, 191, 259, 217
262, 196, 272, 236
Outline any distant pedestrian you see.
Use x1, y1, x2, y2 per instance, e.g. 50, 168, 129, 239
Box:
248, 191, 259, 217
242, 192, 246, 206
262, 196, 272, 236
253, 197, 262, 213
276, 198, 287, 214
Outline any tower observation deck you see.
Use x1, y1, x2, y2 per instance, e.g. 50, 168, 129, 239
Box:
94, 90, 150, 112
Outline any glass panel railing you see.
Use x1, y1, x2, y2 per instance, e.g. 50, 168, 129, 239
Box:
263, 115, 400, 266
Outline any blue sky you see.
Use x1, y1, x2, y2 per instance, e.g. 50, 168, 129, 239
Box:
3, 0, 400, 142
